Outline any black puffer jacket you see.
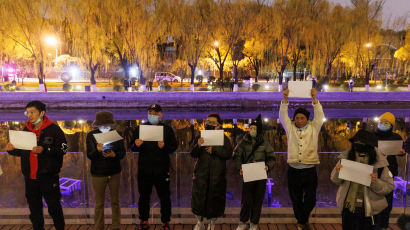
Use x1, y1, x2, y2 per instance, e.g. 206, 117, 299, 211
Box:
8, 124, 67, 179
376, 129, 404, 177
86, 129, 126, 177
233, 133, 275, 173
130, 122, 177, 175
190, 134, 233, 219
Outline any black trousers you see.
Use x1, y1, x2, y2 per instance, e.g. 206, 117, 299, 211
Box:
138, 171, 171, 223
374, 191, 393, 229
287, 166, 317, 225
342, 208, 374, 230
24, 176, 65, 230
240, 179, 266, 224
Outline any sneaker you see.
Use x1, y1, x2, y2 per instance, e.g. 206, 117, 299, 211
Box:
194, 221, 205, 230
207, 219, 216, 230
249, 223, 258, 230
296, 224, 308, 230
236, 222, 247, 230
162, 222, 171, 230
138, 221, 149, 230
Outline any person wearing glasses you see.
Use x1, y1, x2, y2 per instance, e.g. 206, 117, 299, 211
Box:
5, 101, 67, 230
189, 113, 233, 230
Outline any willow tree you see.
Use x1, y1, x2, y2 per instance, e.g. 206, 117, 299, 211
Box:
215, 0, 255, 91
350, 0, 384, 91
317, 3, 351, 81
0, 0, 59, 91
172, 0, 212, 91
67, 0, 108, 91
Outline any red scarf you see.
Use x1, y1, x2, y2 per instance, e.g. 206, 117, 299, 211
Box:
26, 116, 54, 179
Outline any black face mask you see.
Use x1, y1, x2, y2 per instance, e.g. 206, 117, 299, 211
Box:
354, 143, 373, 153
205, 125, 216, 130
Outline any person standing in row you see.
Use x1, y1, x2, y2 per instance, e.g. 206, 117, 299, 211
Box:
331, 130, 394, 230
5, 101, 67, 230
190, 113, 233, 230
86, 111, 126, 230
374, 112, 406, 230
234, 115, 275, 230
131, 104, 178, 230
279, 88, 324, 230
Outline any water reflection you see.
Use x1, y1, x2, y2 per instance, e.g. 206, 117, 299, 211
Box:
0, 115, 409, 210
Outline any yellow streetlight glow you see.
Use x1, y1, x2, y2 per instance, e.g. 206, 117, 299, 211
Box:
214, 41, 219, 47
365, 43, 372, 48
45, 36, 58, 47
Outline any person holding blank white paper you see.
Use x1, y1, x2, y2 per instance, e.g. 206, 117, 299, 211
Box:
233, 115, 275, 230
86, 111, 125, 230
374, 112, 405, 230
279, 88, 323, 230
130, 104, 177, 230
331, 130, 394, 230
5, 101, 67, 230
190, 113, 233, 230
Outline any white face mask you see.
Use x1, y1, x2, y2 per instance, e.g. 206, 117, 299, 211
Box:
98, 126, 111, 133
32, 117, 42, 125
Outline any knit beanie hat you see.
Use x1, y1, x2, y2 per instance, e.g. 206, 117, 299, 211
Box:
379, 112, 395, 126
293, 108, 310, 120
250, 114, 263, 135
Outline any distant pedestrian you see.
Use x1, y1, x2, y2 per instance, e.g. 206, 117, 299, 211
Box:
230, 81, 234, 92
148, 80, 153, 91
349, 79, 354, 92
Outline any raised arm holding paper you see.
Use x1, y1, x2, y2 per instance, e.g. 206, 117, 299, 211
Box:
279, 87, 323, 229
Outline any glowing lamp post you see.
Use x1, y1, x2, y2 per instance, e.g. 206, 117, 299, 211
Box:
44, 36, 58, 58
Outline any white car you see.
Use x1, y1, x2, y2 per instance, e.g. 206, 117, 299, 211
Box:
154, 72, 181, 83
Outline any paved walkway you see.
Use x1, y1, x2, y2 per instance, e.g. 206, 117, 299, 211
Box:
0, 224, 403, 230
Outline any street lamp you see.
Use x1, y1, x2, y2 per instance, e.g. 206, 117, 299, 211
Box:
365, 43, 372, 48
213, 41, 219, 76
44, 35, 58, 58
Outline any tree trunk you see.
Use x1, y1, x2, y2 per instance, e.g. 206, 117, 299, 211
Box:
365, 68, 370, 91
233, 64, 239, 92
219, 65, 224, 91
293, 64, 297, 81
37, 61, 46, 92
254, 59, 259, 83
189, 64, 196, 92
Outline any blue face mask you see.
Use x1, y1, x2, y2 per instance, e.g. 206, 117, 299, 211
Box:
378, 123, 391, 132
148, 114, 160, 125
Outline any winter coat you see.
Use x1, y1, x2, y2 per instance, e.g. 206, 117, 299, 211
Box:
8, 123, 67, 179
189, 134, 233, 218
376, 129, 404, 177
279, 101, 324, 165
233, 133, 275, 174
86, 129, 126, 177
130, 122, 177, 175
330, 150, 395, 217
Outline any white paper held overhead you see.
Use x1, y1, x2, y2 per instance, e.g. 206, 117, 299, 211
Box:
288, 81, 312, 98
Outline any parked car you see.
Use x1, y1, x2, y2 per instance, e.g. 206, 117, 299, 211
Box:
154, 72, 181, 83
